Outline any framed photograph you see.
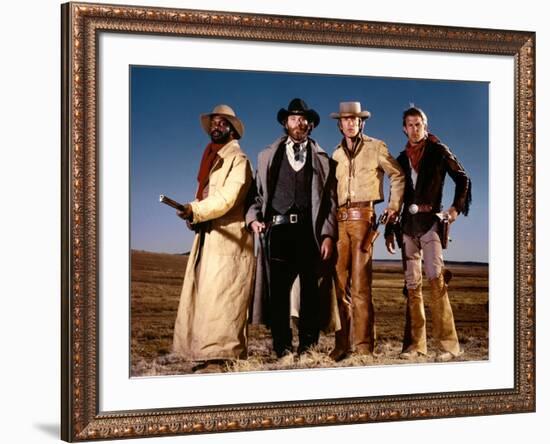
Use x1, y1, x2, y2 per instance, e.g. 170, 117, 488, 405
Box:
61, 1, 535, 441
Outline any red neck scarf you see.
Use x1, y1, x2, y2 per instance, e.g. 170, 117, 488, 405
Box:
405, 133, 439, 172
196, 142, 224, 200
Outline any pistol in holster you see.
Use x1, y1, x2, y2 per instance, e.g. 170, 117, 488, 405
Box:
435, 212, 450, 249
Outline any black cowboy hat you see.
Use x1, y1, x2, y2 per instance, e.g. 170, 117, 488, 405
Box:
277, 98, 320, 128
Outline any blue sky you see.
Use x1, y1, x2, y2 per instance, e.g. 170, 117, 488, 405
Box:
130, 66, 488, 262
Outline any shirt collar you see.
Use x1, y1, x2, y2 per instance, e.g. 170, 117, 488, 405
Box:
340, 133, 365, 157
285, 137, 307, 151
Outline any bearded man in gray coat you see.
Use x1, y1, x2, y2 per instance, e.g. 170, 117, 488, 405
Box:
246, 98, 338, 359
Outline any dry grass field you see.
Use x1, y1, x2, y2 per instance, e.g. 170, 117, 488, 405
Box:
131, 250, 488, 377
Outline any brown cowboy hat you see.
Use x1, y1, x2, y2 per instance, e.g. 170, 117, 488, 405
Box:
200, 104, 245, 139
330, 102, 371, 120
277, 98, 320, 128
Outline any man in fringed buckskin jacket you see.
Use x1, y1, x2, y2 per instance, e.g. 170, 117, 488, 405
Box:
329, 102, 404, 362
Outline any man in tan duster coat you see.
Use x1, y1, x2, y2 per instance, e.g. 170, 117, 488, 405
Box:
172, 104, 254, 374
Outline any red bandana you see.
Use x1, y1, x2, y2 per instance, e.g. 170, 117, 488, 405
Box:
196, 142, 224, 200
405, 133, 439, 172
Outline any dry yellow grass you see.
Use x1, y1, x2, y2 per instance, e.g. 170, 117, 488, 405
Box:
131, 250, 488, 376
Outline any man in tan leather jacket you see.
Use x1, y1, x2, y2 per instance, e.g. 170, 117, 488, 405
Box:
329, 102, 405, 361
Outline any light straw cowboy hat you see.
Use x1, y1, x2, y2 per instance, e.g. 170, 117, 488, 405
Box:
330, 102, 371, 120
200, 104, 245, 139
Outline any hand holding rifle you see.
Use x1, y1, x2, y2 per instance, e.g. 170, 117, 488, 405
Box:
176, 206, 193, 221
159, 194, 195, 230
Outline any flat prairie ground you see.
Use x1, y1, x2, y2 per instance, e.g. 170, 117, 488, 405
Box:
131, 250, 488, 376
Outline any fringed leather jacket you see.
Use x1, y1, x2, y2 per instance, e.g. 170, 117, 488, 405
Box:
396, 135, 471, 237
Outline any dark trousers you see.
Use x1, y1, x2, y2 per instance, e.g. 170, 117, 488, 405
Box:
268, 222, 320, 356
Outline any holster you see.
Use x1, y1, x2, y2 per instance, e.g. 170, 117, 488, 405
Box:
360, 229, 379, 253
337, 207, 376, 253
437, 218, 450, 249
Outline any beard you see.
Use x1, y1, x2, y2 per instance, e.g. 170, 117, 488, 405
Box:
210, 127, 232, 144
287, 125, 308, 142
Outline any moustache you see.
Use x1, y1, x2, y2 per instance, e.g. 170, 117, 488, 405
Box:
210, 129, 225, 136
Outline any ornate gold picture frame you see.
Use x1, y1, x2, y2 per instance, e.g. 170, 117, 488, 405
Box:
61, 2, 535, 441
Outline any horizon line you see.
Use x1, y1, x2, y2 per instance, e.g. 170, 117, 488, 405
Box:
130, 249, 489, 266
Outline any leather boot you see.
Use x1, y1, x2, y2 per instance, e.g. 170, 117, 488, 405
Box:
402, 285, 427, 355
350, 222, 375, 354
351, 255, 375, 355
429, 272, 460, 356
330, 291, 352, 361
331, 224, 353, 361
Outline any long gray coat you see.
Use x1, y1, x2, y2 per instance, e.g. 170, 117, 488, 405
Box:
245, 136, 340, 332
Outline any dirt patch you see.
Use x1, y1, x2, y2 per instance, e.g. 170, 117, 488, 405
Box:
131, 250, 488, 376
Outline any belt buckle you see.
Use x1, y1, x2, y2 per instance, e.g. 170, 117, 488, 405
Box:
289, 214, 298, 224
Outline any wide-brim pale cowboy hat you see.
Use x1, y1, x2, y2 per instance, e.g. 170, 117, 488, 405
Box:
330, 102, 371, 120
200, 104, 245, 139
277, 98, 320, 128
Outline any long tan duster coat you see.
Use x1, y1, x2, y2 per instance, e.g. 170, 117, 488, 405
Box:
173, 140, 254, 361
